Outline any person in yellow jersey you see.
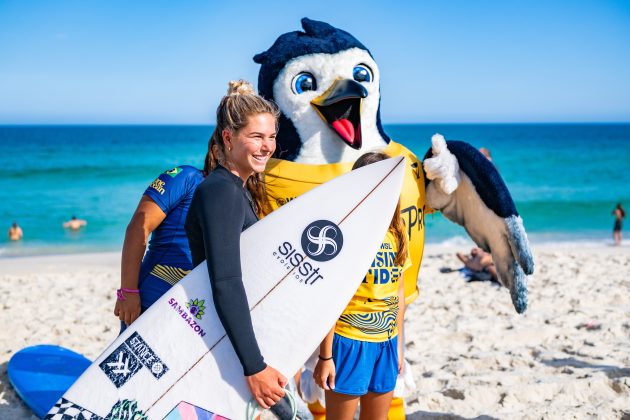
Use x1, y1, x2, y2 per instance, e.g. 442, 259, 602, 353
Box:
312, 152, 409, 419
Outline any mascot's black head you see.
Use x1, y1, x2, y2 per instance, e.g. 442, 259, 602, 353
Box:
254, 18, 371, 101
254, 18, 390, 161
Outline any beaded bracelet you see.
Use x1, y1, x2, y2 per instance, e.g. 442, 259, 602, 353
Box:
116, 288, 140, 301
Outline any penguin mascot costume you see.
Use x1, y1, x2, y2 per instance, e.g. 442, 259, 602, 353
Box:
254, 18, 534, 418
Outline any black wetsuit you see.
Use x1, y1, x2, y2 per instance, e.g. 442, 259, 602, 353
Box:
185, 165, 265, 376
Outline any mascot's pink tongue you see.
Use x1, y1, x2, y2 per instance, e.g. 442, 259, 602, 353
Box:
332, 119, 355, 143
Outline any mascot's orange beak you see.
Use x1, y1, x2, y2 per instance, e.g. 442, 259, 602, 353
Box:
311, 79, 367, 150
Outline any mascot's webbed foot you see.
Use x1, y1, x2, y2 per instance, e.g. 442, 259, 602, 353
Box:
424, 136, 534, 314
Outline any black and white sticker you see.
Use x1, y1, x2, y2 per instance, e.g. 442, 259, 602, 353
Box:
99, 332, 169, 388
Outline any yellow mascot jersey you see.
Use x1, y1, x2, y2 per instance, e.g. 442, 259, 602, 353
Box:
335, 230, 411, 342
265, 141, 428, 304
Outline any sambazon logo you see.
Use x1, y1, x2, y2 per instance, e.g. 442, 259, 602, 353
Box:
300, 220, 343, 262
169, 297, 207, 337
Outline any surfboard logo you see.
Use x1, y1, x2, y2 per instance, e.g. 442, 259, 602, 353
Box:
169, 297, 208, 336
186, 298, 206, 320
99, 332, 169, 389
301, 220, 343, 262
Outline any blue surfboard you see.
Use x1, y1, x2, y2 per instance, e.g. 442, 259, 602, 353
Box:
8, 345, 91, 418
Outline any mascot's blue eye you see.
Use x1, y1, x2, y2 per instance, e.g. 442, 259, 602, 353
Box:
293, 73, 317, 94
353, 65, 372, 83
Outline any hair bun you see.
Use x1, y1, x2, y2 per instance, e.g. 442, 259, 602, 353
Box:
227, 80, 255, 96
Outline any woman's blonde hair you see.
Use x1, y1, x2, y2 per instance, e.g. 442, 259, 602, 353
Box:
204, 80, 280, 217
352, 152, 408, 267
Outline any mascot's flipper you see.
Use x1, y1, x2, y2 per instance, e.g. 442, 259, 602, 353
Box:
423, 135, 534, 314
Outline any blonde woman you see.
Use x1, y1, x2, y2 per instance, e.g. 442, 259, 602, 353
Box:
185, 80, 285, 409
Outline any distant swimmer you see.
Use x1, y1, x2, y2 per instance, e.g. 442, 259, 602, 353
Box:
612, 203, 625, 246
63, 215, 87, 230
8, 221, 23, 241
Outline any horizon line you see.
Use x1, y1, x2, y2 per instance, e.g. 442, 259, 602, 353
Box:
1, 121, 630, 127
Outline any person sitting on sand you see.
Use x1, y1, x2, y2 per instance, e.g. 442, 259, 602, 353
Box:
63, 215, 87, 230
456, 247, 498, 283
8, 222, 23, 241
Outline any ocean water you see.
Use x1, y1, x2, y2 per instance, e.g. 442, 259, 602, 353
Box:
1, 124, 629, 257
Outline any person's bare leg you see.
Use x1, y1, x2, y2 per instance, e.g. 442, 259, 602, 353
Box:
325, 390, 360, 420
358, 391, 394, 420
486, 264, 499, 282
479, 252, 493, 267
294, 370, 301, 395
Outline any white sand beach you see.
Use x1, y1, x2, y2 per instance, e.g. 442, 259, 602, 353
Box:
1, 245, 629, 419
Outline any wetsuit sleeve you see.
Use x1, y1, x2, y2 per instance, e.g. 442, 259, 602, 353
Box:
144, 167, 189, 213
193, 182, 266, 376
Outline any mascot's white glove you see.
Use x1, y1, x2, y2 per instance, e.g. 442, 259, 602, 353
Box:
299, 368, 325, 406
393, 359, 416, 398
423, 133, 460, 195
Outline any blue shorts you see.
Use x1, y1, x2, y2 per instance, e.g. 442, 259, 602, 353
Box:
331, 333, 398, 396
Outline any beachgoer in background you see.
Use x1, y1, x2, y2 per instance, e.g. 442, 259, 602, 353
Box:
8, 222, 23, 241
63, 215, 87, 230
613, 203, 625, 246
479, 147, 492, 162
456, 247, 498, 282
313, 152, 408, 420
114, 163, 204, 329
185, 80, 285, 409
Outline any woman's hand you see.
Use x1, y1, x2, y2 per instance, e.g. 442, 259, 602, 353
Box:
245, 365, 287, 409
114, 293, 142, 326
313, 358, 336, 391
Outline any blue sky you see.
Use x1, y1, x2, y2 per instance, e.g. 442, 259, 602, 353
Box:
0, 0, 629, 124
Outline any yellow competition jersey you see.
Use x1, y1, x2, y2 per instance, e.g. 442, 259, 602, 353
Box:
335, 231, 411, 342
265, 141, 429, 304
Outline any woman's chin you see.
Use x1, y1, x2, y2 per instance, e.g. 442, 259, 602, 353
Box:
251, 160, 269, 173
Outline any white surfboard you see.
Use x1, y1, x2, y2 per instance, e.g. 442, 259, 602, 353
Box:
46, 157, 405, 420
